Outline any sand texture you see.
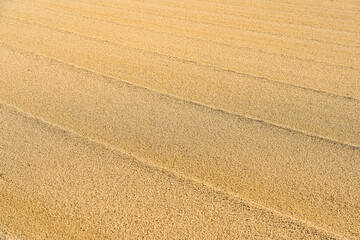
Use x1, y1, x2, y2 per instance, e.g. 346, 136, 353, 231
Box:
0, 0, 359, 239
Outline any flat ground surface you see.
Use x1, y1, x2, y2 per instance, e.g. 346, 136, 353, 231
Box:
0, 0, 359, 239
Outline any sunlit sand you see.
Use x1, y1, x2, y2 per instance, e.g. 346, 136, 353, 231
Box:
0, 0, 359, 239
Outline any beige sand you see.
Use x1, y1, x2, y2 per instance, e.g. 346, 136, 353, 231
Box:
0, 0, 359, 239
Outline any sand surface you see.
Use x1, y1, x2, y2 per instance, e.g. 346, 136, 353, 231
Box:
0, 0, 359, 239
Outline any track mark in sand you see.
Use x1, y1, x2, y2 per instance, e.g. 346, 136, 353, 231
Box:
1, 41, 359, 151
2, 14, 360, 104
10, 0, 360, 70
141, 0, 360, 27
37, 0, 360, 48
78, 0, 360, 34
184, 0, 360, 19
265, 0, 360, 13
0, 100, 346, 239
11, 0, 360, 50
1, 40, 359, 238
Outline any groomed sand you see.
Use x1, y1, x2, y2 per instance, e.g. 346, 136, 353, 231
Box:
0, 0, 359, 239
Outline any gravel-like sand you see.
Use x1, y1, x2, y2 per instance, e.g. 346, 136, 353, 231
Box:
0, 0, 359, 239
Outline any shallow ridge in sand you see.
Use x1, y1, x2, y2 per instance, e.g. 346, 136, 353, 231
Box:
0, 0, 359, 239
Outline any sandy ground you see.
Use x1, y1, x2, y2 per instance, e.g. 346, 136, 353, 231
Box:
0, 0, 359, 239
